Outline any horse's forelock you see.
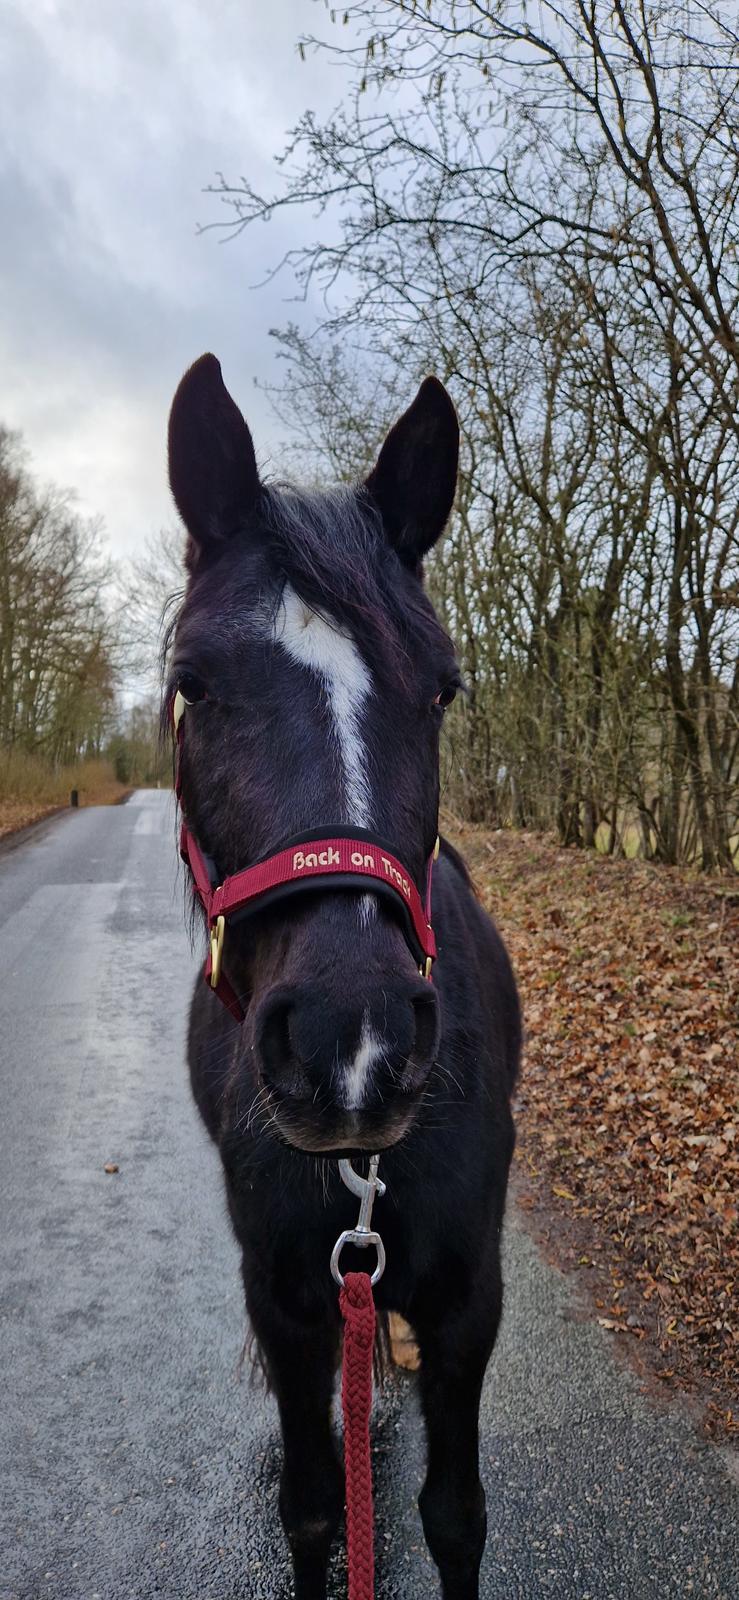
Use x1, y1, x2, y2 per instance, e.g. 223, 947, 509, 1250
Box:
257, 481, 447, 680
164, 479, 450, 693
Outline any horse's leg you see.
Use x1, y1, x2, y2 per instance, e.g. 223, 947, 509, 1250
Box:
414, 1259, 503, 1600
245, 1272, 343, 1600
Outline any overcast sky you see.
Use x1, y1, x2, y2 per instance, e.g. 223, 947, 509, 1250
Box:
0, 0, 350, 561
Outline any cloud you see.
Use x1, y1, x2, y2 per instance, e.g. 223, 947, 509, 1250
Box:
0, 0, 346, 558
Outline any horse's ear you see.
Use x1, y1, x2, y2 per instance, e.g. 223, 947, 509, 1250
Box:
168, 354, 259, 565
365, 377, 459, 566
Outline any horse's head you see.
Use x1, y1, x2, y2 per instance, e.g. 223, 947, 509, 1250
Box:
167, 354, 460, 1155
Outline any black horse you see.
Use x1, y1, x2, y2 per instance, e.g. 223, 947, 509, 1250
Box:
166, 354, 521, 1600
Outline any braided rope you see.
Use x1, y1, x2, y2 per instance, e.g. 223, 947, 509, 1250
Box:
339, 1271, 376, 1600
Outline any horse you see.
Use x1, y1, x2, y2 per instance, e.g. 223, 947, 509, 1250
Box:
165, 353, 521, 1600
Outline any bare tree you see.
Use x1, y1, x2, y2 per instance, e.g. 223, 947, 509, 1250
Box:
207, 8, 739, 865
0, 427, 121, 765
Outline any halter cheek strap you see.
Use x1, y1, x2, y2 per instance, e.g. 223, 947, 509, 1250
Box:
172, 691, 438, 1023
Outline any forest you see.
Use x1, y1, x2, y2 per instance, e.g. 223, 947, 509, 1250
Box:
0, 425, 164, 825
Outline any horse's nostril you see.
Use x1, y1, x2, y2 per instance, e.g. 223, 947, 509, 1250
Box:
407, 992, 440, 1088
256, 993, 309, 1098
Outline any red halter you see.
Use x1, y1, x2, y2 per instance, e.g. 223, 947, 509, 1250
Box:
172, 692, 438, 1023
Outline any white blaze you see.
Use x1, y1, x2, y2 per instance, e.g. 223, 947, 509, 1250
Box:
273, 582, 373, 827
273, 583, 383, 1088
343, 1010, 385, 1110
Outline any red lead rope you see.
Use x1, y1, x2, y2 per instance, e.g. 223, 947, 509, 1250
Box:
339, 1272, 377, 1600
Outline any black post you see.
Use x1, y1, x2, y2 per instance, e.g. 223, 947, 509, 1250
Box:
70, 789, 79, 808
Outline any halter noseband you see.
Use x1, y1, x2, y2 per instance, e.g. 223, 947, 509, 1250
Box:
172, 690, 438, 1023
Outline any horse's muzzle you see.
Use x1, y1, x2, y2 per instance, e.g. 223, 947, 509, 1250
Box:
272, 1102, 421, 1156
252, 977, 439, 1148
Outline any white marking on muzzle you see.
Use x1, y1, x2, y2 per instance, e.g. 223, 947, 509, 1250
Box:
274, 583, 373, 827
343, 1010, 386, 1110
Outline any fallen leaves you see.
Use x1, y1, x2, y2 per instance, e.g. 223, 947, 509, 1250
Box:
0, 800, 61, 838
452, 822, 738, 1438
0, 783, 130, 841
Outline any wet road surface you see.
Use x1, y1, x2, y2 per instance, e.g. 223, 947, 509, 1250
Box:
0, 792, 736, 1599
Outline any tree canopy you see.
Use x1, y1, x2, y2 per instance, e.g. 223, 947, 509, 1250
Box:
212, 0, 739, 867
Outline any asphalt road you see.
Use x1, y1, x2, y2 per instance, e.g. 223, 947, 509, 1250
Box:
0, 792, 736, 1600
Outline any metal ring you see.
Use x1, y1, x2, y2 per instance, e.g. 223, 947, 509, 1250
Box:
330, 1228, 386, 1288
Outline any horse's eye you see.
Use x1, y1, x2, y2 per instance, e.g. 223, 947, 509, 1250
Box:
433, 683, 458, 710
176, 670, 208, 705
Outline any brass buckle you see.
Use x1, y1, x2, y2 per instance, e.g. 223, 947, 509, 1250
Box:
422, 955, 433, 981
209, 914, 225, 989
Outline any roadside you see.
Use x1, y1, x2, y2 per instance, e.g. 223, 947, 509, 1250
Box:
0, 789, 130, 840
447, 819, 738, 1441
0, 751, 131, 840
0, 770, 133, 840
